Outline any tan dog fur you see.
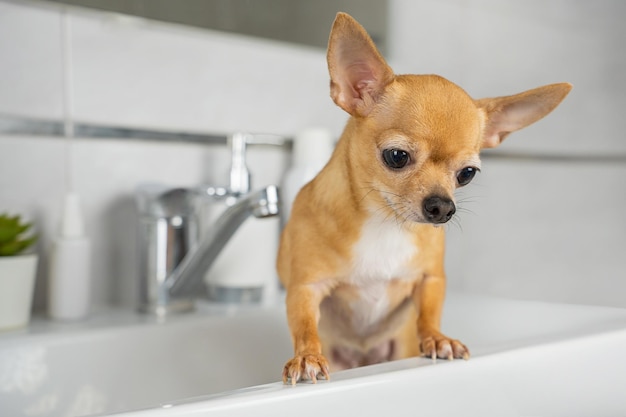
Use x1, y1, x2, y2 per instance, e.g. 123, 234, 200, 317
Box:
278, 12, 571, 384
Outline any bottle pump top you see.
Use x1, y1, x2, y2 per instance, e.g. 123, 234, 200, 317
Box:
60, 193, 85, 238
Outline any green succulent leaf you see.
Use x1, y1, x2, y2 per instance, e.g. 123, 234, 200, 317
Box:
0, 213, 37, 256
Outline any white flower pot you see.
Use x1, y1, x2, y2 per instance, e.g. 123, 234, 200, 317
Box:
0, 254, 38, 331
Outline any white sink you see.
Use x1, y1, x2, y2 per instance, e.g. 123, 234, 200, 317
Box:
1, 294, 626, 417
0, 303, 292, 417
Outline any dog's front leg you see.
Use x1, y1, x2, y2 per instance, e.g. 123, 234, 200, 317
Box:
414, 275, 470, 360
282, 283, 330, 385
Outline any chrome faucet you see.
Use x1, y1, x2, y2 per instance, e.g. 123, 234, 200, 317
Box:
136, 133, 280, 315
165, 185, 279, 298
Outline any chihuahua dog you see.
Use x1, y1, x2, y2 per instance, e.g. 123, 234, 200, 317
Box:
278, 12, 571, 384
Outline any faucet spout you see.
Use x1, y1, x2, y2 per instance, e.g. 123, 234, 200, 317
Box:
164, 185, 279, 298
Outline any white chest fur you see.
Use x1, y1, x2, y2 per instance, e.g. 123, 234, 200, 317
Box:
350, 215, 417, 283
343, 215, 418, 334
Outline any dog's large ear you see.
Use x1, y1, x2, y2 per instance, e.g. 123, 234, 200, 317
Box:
327, 12, 394, 117
476, 83, 572, 149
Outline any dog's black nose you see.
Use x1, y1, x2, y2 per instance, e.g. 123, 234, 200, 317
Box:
423, 196, 456, 224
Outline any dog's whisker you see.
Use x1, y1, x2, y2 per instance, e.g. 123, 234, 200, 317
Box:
449, 216, 464, 233
358, 187, 380, 204
455, 200, 477, 218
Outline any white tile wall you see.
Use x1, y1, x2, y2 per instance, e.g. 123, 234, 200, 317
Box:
0, 1, 64, 119
0, 0, 348, 136
67, 10, 347, 136
1, 0, 625, 313
445, 159, 626, 307
388, 0, 626, 155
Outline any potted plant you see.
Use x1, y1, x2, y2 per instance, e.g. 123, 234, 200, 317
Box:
0, 213, 38, 330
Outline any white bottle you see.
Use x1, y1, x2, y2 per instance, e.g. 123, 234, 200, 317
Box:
205, 205, 280, 303
48, 193, 91, 320
281, 127, 335, 227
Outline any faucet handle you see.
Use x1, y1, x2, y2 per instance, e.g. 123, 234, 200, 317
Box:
228, 132, 252, 196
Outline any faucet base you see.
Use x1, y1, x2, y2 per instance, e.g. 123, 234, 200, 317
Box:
206, 285, 263, 304
138, 298, 195, 316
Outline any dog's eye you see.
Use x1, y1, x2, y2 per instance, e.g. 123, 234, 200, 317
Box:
457, 167, 479, 186
382, 149, 410, 169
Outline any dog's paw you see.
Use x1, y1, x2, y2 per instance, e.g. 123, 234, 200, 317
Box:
282, 353, 330, 385
420, 331, 470, 361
